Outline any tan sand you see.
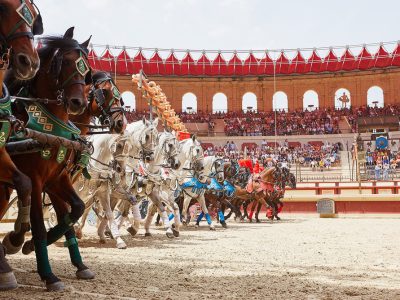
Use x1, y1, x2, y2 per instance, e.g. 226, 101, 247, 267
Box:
2, 216, 400, 299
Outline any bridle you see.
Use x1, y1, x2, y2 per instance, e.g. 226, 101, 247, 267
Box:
87, 72, 125, 129
159, 135, 179, 168
0, 0, 43, 58
138, 125, 157, 161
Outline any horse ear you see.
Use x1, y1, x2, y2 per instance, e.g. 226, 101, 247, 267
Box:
152, 117, 159, 127
80, 35, 92, 49
142, 116, 146, 124
63, 27, 75, 39
191, 134, 196, 142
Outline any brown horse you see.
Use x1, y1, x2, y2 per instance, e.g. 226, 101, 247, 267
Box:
0, 0, 41, 290
1, 27, 92, 291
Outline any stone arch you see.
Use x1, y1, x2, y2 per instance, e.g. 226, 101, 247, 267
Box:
242, 92, 257, 112
212, 92, 228, 113
182, 92, 197, 112
272, 91, 288, 111
121, 91, 136, 111
367, 86, 384, 108
303, 90, 319, 111
334, 88, 351, 109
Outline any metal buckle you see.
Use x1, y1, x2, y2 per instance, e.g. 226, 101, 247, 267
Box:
16, 2, 35, 27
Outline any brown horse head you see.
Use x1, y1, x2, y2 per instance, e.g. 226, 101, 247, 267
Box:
0, 0, 41, 79
35, 27, 91, 117
88, 71, 127, 133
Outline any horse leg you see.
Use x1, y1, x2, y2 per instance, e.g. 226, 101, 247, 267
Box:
144, 202, 157, 237
248, 200, 258, 223
255, 202, 262, 223
46, 192, 94, 280
217, 198, 227, 228
171, 201, 181, 237
74, 196, 95, 240
0, 242, 16, 290
0, 151, 32, 255
28, 178, 64, 291
181, 193, 191, 226
198, 195, 215, 230
97, 184, 126, 249
127, 202, 141, 236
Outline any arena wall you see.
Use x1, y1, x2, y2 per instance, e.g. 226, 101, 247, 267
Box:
115, 68, 400, 113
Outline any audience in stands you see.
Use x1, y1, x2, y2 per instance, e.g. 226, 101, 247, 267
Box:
203, 141, 341, 172
124, 105, 400, 137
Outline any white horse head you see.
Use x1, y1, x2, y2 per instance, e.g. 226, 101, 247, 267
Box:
177, 135, 206, 183
203, 156, 225, 183
125, 117, 159, 162
151, 130, 181, 171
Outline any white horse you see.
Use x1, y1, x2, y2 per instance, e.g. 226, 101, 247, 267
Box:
75, 118, 159, 248
175, 137, 222, 230
116, 130, 181, 238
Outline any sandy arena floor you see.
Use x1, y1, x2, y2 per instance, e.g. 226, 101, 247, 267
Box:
2, 216, 400, 300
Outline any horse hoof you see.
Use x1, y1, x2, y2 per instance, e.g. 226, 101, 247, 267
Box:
46, 281, 65, 292
0, 272, 18, 291
127, 226, 137, 237
155, 222, 161, 227
194, 224, 199, 228
76, 269, 95, 280
249, 219, 253, 223
116, 239, 127, 249
221, 222, 228, 229
166, 232, 174, 239
99, 238, 106, 244
172, 228, 180, 237
2, 232, 23, 255
144, 232, 152, 237
209, 226, 216, 231
256, 219, 261, 223
276, 216, 281, 221
22, 240, 34, 255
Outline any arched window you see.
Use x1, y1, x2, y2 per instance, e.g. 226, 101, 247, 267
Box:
121, 91, 136, 112
242, 92, 257, 112
212, 92, 228, 113
182, 92, 197, 113
272, 91, 288, 112
303, 90, 319, 111
367, 86, 384, 108
334, 88, 351, 109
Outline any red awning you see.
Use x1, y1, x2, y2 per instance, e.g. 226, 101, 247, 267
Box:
227, 53, 243, 76
196, 53, 212, 76
243, 52, 258, 75
306, 50, 322, 73
276, 52, 289, 74
391, 43, 400, 66
322, 49, 339, 72
257, 52, 274, 75
88, 49, 100, 70
99, 49, 115, 73
374, 45, 391, 68
165, 52, 180, 76
132, 50, 148, 74
357, 47, 373, 70
181, 52, 195, 76
289, 51, 306, 74
115, 49, 132, 75
340, 49, 356, 71
148, 51, 165, 75
211, 53, 227, 76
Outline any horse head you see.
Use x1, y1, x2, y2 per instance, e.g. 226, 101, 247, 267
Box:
156, 131, 180, 170
0, 0, 41, 79
88, 71, 127, 133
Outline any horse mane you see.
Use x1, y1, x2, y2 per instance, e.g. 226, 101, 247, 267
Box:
5, 35, 89, 95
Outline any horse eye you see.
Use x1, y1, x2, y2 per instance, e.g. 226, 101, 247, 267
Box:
117, 144, 122, 149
